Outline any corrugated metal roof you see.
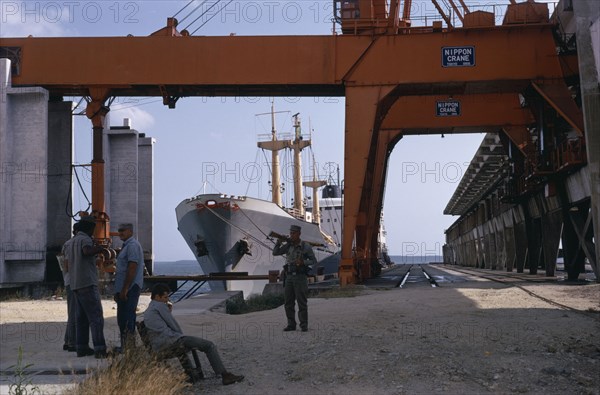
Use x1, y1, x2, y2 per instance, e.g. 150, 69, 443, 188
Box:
444, 133, 509, 216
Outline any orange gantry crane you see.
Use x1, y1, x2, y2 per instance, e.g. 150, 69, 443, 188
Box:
0, 0, 583, 285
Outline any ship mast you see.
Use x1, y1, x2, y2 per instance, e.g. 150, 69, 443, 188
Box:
303, 155, 326, 224
291, 113, 311, 216
257, 109, 313, 217
257, 102, 288, 206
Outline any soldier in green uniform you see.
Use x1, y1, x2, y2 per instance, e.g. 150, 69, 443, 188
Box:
273, 225, 317, 332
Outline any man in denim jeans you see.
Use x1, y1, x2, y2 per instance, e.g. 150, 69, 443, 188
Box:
113, 223, 144, 352
69, 215, 107, 359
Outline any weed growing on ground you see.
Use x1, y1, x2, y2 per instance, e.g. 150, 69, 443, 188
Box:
0, 290, 31, 302
73, 344, 189, 395
53, 287, 66, 299
311, 285, 365, 298
7, 346, 40, 395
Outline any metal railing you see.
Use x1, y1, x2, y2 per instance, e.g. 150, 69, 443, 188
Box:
332, 1, 558, 34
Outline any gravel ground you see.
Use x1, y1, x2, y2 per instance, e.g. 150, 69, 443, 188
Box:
184, 269, 600, 395
1, 266, 598, 395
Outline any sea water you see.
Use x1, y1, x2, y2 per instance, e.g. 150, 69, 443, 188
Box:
153, 260, 211, 300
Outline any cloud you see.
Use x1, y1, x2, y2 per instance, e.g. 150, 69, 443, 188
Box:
109, 105, 155, 132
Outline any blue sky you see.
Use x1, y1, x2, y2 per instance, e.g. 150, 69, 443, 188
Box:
1, 1, 554, 260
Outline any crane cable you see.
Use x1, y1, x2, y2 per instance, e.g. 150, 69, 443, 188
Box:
190, 0, 235, 35
173, 0, 234, 34
173, 0, 209, 24
65, 165, 92, 219
197, 200, 276, 251
182, 1, 216, 30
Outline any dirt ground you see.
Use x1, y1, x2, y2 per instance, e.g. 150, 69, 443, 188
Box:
1, 265, 599, 394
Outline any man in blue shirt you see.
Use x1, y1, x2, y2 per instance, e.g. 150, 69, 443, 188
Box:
114, 223, 145, 351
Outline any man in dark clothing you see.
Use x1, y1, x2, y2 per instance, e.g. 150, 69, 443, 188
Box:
68, 215, 107, 359
59, 223, 79, 352
272, 225, 317, 332
144, 284, 244, 385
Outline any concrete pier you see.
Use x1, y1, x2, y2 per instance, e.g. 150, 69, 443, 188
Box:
105, 121, 155, 274
0, 59, 49, 285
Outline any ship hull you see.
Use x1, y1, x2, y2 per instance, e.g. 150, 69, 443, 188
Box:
176, 194, 339, 297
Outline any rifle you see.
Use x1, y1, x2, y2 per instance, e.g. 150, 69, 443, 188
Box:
268, 231, 325, 247
269, 231, 290, 242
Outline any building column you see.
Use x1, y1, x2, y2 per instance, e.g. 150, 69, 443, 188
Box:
476, 225, 485, 268
540, 209, 562, 277
513, 206, 528, 273
106, 124, 139, 247
561, 199, 590, 280
493, 216, 505, 270
138, 134, 155, 275
503, 211, 516, 272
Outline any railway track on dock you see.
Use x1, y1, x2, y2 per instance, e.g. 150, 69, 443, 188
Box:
366, 265, 598, 319
364, 264, 439, 289
437, 265, 599, 318
365, 264, 599, 319
399, 265, 438, 288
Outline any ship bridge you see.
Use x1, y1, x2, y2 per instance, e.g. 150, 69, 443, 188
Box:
1, 0, 598, 285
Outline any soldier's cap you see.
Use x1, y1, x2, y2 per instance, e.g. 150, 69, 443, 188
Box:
290, 225, 301, 233
118, 223, 134, 232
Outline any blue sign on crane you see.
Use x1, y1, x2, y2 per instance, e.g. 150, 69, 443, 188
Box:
436, 100, 461, 116
442, 46, 475, 67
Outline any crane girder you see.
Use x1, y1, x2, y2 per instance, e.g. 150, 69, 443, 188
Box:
2, 25, 563, 95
